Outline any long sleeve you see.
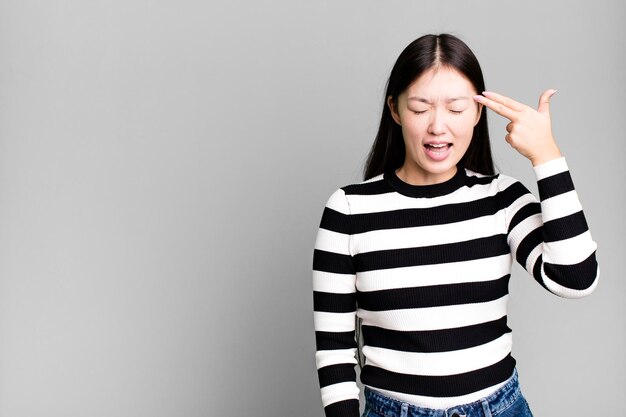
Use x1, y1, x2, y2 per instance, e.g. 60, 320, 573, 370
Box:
312, 189, 360, 417
503, 157, 599, 298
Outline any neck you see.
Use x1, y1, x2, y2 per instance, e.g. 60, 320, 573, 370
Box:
396, 165, 458, 186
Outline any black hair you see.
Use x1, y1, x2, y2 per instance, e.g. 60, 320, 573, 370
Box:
363, 34, 494, 180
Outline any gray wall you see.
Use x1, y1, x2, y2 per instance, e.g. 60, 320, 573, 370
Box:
0, 1, 623, 416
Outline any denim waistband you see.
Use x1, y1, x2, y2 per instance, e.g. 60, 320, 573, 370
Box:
364, 368, 521, 417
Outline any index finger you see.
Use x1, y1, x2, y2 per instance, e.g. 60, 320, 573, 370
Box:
473, 93, 518, 121
482, 91, 526, 112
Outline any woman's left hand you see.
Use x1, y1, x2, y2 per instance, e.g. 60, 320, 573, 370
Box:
474, 89, 562, 166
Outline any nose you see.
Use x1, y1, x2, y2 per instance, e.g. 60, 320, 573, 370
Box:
428, 109, 446, 135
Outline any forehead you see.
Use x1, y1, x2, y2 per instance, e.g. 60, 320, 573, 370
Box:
405, 67, 476, 98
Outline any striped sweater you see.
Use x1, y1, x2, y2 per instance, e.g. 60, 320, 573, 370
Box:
312, 157, 598, 417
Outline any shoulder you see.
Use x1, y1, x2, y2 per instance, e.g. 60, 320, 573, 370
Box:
466, 168, 523, 191
462, 168, 512, 191
464, 169, 533, 207
341, 174, 387, 196
323, 174, 388, 215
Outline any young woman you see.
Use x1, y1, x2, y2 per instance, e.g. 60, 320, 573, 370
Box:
312, 34, 598, 417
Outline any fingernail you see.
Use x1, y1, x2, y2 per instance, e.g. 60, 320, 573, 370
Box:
482, 91, 493, 96
473, 95, 484, 101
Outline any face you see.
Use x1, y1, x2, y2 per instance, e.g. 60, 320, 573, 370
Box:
388, 66, 482, 185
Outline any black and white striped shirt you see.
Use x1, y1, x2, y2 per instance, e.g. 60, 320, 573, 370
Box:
312, 157, 598, 417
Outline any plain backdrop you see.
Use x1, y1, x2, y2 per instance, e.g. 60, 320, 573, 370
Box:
0, 1, 624, 416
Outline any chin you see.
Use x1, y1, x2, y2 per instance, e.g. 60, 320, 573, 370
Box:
421, 160, 459, 175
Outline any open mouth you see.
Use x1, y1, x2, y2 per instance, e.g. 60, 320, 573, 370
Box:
423, 143, 452, 161
424, 143, 451, 153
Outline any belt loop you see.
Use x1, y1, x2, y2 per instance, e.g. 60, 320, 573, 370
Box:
400, 402, 409, 417
481, 399, 492, 417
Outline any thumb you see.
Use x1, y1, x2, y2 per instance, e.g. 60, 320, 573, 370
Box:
537, 89, 557, 115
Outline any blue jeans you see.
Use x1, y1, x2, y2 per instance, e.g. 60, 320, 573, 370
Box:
362, 369, 533, 417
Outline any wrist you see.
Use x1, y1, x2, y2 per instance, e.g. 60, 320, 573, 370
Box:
530, 145, 562, 167
532, 156, 568, 180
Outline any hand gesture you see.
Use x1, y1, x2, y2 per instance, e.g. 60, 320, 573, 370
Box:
474, 90, 562, 166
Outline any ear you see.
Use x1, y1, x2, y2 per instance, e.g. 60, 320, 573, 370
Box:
387, 96, 401, 125
474, 103, 483, 126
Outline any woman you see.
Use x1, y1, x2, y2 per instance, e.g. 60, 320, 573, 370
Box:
312, 34, 598, 417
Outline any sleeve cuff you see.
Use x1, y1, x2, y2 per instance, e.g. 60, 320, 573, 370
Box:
533, 156, 568, 180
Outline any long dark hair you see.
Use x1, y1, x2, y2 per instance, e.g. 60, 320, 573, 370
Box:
364, 34, 494, 180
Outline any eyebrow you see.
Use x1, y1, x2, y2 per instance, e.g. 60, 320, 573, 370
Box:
408, 96, 470, 104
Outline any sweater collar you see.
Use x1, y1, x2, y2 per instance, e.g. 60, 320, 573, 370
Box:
384, 167, 467, 198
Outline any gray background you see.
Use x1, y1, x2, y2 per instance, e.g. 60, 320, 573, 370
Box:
0, 1, 624, 416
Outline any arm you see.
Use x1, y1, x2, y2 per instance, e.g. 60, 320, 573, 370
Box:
474, 90, 598, 297
503, 158, 599, 298
312, 189, 360, 417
